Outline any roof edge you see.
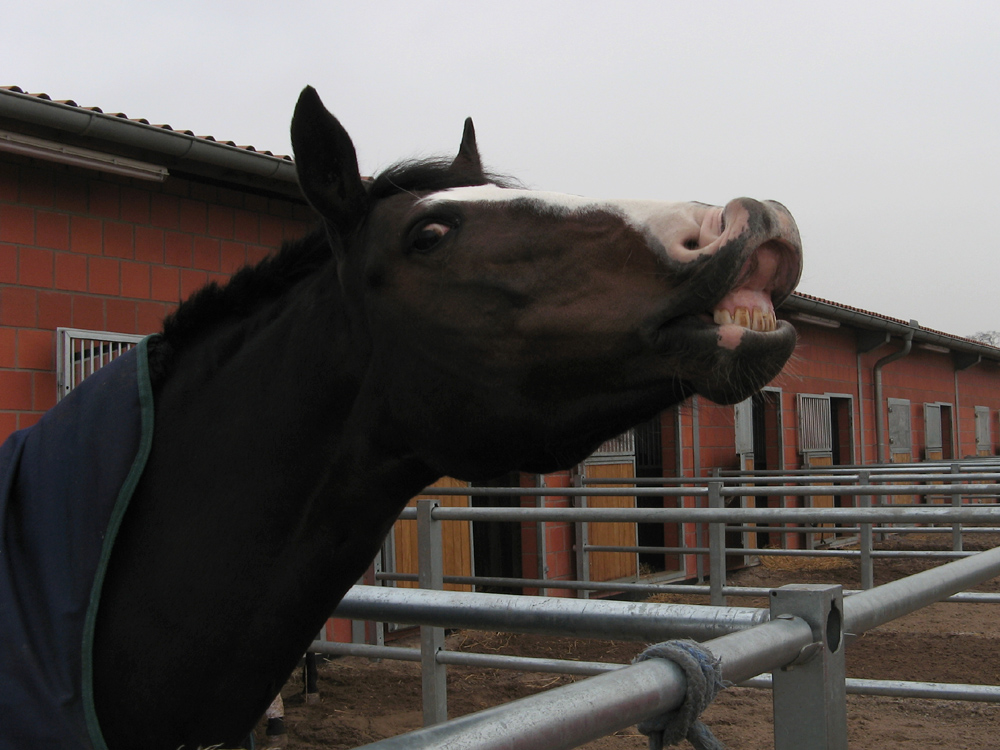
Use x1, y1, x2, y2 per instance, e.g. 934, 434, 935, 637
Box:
784, 293, 1000, 363
0, 87, 300, 194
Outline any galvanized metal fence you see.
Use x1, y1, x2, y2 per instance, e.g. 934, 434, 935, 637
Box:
311, 462, 1000, 749
388, 462, 1000, 602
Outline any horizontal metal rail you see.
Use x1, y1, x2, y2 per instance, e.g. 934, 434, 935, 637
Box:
739, 485, 1000, 497
313, 642, 1000, 703
584, 472, 1000, 485
416, 486, 708, 498
333, 586, 768, 642
716, 462, 1000, 477
728, 525, 864, 533
742, 675, 1000, 702
372, 574, 1000, 604
585, 475, 865, 485
312, 641, 620, 677
584, 544, 974, 559
416, 484, 1000, 498
407, 505, 1000, 524
353, 616, 815, 750
844, 544, 1000, 635
866, 473, 1000, 483
375, 571, 703, 595
726, 525, 1000, 534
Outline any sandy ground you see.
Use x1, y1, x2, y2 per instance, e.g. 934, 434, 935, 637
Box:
251, 533, 1000, 749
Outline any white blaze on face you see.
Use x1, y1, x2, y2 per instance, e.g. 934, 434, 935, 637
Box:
418, 185, 730, 266
421, 186, 781, 347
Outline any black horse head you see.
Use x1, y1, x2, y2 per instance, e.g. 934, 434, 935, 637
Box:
290, 86, 802, 478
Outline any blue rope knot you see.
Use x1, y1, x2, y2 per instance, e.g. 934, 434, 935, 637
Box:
632, 639, 728, 750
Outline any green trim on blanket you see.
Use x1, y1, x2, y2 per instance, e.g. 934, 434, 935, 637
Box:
81, 335, 157, 750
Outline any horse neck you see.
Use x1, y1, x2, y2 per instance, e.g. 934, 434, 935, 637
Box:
95, 268, 440, 747
142, 265, 437, 585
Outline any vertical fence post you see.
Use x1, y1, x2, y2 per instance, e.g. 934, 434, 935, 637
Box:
770, 584, 848, 750
574, 471, 590, 600
858, 470, 874, 590
872, 466, 887, 542
536, 474, 550, 598
951, 463, 964, 552
692, 489, 706, 583
417, 499, 448, 726
708, 480, 726, 606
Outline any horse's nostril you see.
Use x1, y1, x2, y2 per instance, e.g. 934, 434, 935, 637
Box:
683, 238, 700, 250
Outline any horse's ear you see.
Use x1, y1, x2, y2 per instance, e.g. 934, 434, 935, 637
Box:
290, 86, 368, 237
450, 117, 486, 183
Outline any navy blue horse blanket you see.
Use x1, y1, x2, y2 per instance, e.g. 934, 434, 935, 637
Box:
0, 338, 154, 750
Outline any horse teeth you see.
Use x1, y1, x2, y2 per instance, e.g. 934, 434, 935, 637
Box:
714, 309, 733, 326
713, 307, 776, 332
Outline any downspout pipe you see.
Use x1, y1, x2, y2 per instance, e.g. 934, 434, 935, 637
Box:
874, 326, 915, 464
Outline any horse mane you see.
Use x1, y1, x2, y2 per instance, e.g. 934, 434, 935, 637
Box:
147, 157, 520, 383
368, 157, 521, 200
147, 226, 332, 383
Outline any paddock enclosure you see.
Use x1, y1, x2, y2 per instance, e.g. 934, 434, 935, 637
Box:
3, 87, 1000, 748
302, 466, 1000, 749
263, 525, 1000, 749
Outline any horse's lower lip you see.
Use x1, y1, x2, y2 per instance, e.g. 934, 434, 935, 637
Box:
674, 318, 798, 404
656, 314, 795, 351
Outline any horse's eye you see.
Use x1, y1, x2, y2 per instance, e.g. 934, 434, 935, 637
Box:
410, 222, 453, 253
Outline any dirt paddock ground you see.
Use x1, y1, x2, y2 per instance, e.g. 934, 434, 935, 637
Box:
253, 533, 1000, 749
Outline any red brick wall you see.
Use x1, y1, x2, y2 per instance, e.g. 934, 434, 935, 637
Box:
520, 470, 576, 597
0, 155, 314, 442
690, 319, 1000, 475
695, 394, 742, 474
954, 361, 1000, 456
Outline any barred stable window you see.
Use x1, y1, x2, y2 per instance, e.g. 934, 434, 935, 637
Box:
592, 429, 636, 457
797, 394, 832, 455
56, 328, 145, 400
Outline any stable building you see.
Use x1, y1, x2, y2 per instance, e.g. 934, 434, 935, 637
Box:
3, 86, 1000, 612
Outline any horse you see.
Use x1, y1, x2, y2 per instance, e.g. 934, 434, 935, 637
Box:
0, 85, 802, 749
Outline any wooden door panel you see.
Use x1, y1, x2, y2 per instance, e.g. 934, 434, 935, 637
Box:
586, 462, 637, 582
393, 476, 473, 592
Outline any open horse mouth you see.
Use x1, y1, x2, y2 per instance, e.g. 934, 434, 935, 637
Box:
697, 198, 802, 345
657, 198, 802, 404
711, 242, 791, 332
709, 237, 801, 348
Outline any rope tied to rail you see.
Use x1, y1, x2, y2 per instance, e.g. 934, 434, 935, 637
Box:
632, 639, 727, 750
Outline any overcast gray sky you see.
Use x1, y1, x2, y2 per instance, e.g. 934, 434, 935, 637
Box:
6, 1, 999, 338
